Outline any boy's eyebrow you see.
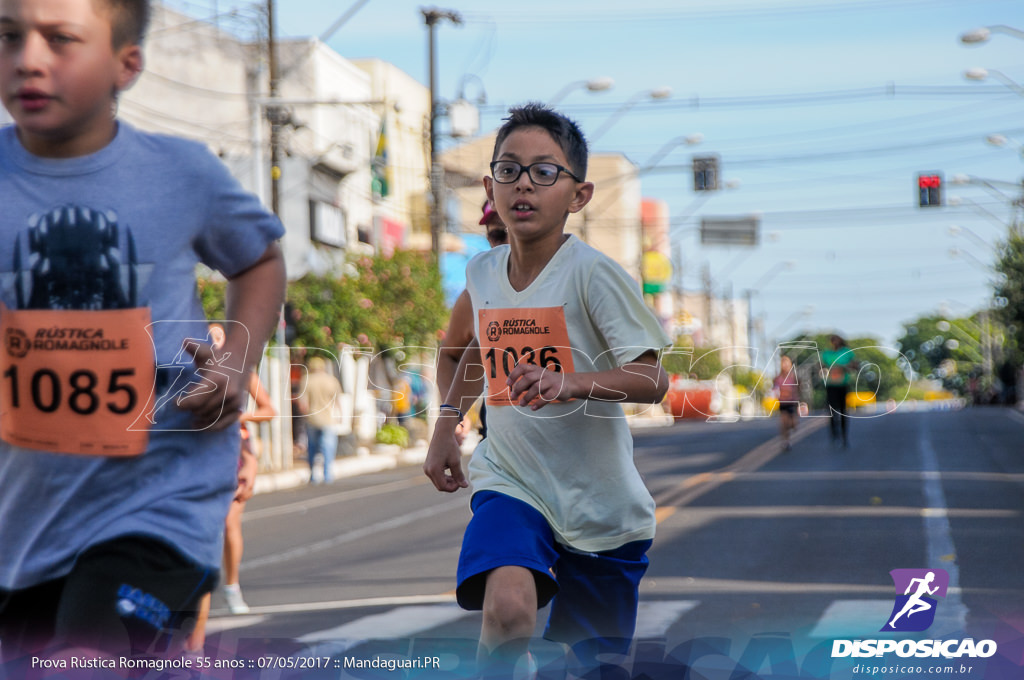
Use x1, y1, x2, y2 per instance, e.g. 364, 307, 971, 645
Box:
496, 151, 563, 163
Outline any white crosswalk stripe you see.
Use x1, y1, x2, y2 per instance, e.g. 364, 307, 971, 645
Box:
633, 600, 700, 639
208, 597, 910, 650
298, 603, 473, 643
809, 600, 896, 638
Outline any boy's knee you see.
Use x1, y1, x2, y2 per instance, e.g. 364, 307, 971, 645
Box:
482, 597, 534, 638
482, 570, 537, 637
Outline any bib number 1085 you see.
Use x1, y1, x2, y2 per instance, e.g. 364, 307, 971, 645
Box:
484, 345, 563, 379
2, 366, 138, 416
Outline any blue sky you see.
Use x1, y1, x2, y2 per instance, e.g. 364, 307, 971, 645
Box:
175, 0, 1024, 352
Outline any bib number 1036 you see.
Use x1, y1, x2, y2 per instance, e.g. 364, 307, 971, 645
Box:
477, 306, 575, 406
483, 346, 563, 380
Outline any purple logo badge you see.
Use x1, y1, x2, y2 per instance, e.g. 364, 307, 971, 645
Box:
881, 569, 949, 632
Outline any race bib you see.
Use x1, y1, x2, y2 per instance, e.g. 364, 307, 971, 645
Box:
0, 306, 155, 456
478, 307, 575, 406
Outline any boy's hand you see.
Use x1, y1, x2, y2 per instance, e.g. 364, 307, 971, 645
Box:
424, 418, 468, 492
507, 364, 576, 410
178, 341, 251, 431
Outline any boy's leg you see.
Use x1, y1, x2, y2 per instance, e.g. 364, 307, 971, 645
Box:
544, 540, 652, 669
0, 578, 64, 664
456, 492, 559, 676
53, 535, 216, 657
480, 566, 538, 672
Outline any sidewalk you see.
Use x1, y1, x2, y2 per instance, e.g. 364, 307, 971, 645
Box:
253, 409, 674, 495
252, 440, 434, 495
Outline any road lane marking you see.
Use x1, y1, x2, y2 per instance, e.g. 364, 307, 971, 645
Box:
243, 496, 468, 570
809, 600, 895, 638
657, 506, 1014, 520
654, 419, 827, 507
918, 420, 968, 636
297, 603, 471, 642
655, 507, 676, 523
633, 601, 699, 638
244, 476, 431, 521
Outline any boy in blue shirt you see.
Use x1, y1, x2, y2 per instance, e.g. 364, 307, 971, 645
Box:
0, 0, 285, 661
425, 104, 670, 676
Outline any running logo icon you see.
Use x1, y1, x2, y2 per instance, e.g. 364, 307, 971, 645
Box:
882, 568, 949, 632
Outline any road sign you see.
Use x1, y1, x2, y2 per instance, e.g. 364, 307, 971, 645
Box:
700, 216, 760, 246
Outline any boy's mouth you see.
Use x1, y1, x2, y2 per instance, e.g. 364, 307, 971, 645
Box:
16, 89, 52, 112
511, 201, 535, 217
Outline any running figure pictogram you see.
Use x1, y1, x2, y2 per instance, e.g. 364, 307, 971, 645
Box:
888, 571, 939, 628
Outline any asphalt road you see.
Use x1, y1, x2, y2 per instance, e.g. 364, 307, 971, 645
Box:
197, 405, 1024, 678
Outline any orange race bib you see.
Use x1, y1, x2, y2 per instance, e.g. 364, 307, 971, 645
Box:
0, 306, 155, 456
478, 307, 575, 406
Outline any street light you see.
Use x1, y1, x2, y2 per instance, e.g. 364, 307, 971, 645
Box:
960, 24, 1024, 45
767, 305, 815, 343
641, 133, 706, 171
948, 246, 992, 274
986, 133, 1024, 157
745, 260, 797, 359
963, 67, 1024, 97
589, 86, 673, 143
948, 225, 995, 252
948, 195, 1017, 232
546, 77, 614, 106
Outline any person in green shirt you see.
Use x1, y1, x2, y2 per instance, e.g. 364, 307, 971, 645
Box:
821, 334, 858, 448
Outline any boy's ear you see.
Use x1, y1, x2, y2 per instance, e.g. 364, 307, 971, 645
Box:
115, 44, 144, 93
567, 181, 594, 214
483, 175, 494, 204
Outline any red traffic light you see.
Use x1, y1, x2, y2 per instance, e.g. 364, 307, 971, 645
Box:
918, 174, 942, 189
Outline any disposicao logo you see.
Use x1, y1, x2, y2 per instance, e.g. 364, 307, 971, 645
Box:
882, 568, 948, 632
831, 568, 998, 660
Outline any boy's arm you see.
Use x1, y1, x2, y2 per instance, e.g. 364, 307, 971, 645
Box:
181, 242, 287, 430
424, 337, 485, 492
437, 289, 475, 400
507, 350, 668, 411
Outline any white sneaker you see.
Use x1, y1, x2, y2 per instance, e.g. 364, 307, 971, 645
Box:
223, 583, 250, 615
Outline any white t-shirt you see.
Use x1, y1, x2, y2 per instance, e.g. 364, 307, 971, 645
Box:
466, 235, 672, 552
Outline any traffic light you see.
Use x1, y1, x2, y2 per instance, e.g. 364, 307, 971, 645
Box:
917, 172, 943, 207
693, 155, 720, 192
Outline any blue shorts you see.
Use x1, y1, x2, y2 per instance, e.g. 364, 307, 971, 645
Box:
457, 491, 651, 656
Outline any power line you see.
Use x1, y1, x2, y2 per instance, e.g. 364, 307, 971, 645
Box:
482, 84, 1018, 116
463, 0, 1014, 24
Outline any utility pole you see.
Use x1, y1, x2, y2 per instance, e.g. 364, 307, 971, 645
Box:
422, 7, 461, 259
267, 0, 283, 216
702, 263, 712, 346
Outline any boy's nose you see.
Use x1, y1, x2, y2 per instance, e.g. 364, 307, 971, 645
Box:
513, 170, 536, 191
15, 33, 49, 74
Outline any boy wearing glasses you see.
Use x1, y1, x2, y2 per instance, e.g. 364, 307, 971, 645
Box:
425, 103, 670, 675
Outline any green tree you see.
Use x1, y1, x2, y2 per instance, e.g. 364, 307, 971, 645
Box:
662, 336, 725, 380
782, 332, 909, 407
198, 250, 448, 354
994, 232, 1024, 367
895, 313, 987, 393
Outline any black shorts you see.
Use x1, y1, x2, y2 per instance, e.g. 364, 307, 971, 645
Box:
0, 534, 216, 664
778, 402, 798, 415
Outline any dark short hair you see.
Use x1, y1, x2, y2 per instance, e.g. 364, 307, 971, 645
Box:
98, 0, 151, 47
492, 103, 589, 181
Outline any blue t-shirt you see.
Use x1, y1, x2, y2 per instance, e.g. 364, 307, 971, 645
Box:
0, 123, 284, 589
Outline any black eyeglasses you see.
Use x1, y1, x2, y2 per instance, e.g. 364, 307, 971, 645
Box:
490, 161, 582, 186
